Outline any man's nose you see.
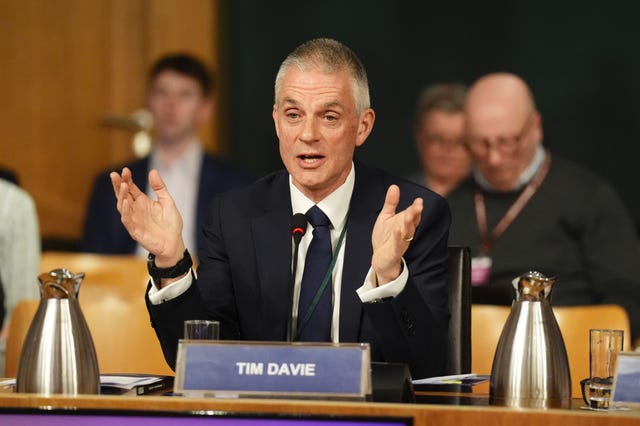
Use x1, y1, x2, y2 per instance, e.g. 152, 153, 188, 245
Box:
299, 117, 319, 142
486, 144, 504, 165
167, 94, 179, 106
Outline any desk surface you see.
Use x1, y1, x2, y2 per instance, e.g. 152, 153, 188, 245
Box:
0, 387, 638, 426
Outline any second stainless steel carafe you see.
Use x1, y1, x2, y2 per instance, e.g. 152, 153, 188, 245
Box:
490, 271, 571, 408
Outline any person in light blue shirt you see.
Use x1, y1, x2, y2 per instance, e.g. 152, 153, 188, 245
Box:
0, 178, 40, 375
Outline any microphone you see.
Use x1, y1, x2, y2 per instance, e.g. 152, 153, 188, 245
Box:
286, 213, 307, 341
101, 109, 154, 131
291, 213, 306, 244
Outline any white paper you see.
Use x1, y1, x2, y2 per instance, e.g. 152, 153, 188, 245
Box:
99, 375, 163, 390
412, 373, 477, 385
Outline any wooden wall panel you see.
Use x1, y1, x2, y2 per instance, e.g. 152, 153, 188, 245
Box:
103, 0, 148, 164
0, 0, 111, 240
0, 0, 219, 244
146, 0, 219, 154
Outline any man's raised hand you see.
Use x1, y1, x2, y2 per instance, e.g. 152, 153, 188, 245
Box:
110, 168, 185, 267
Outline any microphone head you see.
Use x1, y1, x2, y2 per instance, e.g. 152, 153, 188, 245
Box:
291, 213, 307, 243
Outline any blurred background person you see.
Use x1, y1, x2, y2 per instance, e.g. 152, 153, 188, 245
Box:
447, 72, 640, 342
0, 177, 40, 375
0, 166, 18, 186
410, 83, 471, 196
82, 53, 250, 257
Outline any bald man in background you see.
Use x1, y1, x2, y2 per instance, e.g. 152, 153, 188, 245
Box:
447, 72, 640, 342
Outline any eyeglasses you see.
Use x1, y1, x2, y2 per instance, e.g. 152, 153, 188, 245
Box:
423, 134, 466, 150
465, 113, 535, 156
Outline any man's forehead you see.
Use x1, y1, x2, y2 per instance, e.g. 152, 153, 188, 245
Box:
467, 102, 524, 128
425, 110, 464, 122
151, 70, 201, 90
281, 96, 346, 109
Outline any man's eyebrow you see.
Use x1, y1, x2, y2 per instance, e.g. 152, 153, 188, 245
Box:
281, 97, 299, 106
279, 98, 345, 110
322, 101, 344, 110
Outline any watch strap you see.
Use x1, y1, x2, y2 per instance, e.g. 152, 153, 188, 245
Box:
148, 249, 193, 287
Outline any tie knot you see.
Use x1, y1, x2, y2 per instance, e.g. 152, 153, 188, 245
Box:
306, 205, 331, 228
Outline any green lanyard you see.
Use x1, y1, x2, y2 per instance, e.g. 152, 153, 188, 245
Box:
295, 220, 348, 340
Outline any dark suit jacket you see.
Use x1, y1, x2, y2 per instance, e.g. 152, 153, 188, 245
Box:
82, 153, 250, 254
146, 162, 451, 378
0, 167, 18, 185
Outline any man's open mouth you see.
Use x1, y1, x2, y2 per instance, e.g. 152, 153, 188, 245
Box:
298, 154, 324, 163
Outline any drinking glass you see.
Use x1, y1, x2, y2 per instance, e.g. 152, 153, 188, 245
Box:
581, 329, 624, 410
183, 320, 220, 340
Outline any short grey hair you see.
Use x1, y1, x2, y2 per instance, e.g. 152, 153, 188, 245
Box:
414, 83, 467, 127
274, 38, 370, 114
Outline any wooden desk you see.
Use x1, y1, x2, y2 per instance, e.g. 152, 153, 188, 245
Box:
0, 390, 638, 426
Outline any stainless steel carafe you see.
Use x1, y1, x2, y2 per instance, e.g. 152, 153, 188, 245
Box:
490, 271, 571, 408
16, 269, 100, 394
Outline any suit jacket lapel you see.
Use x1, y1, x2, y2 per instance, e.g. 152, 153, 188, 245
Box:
339, 163, 386, 342
252, 172, 293, 339
195, 154, 211, 238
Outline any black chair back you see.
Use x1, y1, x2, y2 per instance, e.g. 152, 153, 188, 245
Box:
445, 246, 471, 374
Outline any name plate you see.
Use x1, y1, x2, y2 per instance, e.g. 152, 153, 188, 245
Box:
174, 340, 371, 400
612, 352, 640, 406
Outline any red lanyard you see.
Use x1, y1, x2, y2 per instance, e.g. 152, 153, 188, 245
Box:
474, 151, 551, 254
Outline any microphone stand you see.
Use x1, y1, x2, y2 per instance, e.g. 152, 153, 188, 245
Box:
286, 239, 302, 342
287, 213, 306, 342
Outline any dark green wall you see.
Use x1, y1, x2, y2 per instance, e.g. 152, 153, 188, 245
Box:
222, 1, 640, 231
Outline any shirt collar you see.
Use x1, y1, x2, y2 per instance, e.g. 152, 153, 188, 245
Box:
149, 141, 203, 176
474, 144, 546, 192
289, 162, 355, 231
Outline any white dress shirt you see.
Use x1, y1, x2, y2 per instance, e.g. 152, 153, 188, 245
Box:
135, 142, 203, 257
148, 163, 409, 342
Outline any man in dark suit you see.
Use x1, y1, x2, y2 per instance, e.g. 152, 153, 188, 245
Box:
82, 53, 249, 256
111, 39, 450, 378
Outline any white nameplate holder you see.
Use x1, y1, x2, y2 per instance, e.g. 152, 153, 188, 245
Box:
611, 351, 640, 407
174, 340, 371, 400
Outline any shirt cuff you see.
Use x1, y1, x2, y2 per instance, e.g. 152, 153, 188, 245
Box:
356, 258, 409, 303
147, 269, 194, 305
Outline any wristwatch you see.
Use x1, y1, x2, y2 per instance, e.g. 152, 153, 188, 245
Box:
147, 249, 193, 287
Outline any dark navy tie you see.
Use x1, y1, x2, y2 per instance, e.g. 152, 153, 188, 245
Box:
296, 205, 332, 341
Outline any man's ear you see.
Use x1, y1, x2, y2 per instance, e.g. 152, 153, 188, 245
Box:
355, 108, 376, 147
272, 104, 280, 138
532, 111, 543, 143
197, 98, 214, 125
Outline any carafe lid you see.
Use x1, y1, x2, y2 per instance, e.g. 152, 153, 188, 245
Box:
511, 270, 556, 301
37, 268, 85, 299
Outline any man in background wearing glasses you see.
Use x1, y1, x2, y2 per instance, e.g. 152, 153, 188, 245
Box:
447, 72, 640, 343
